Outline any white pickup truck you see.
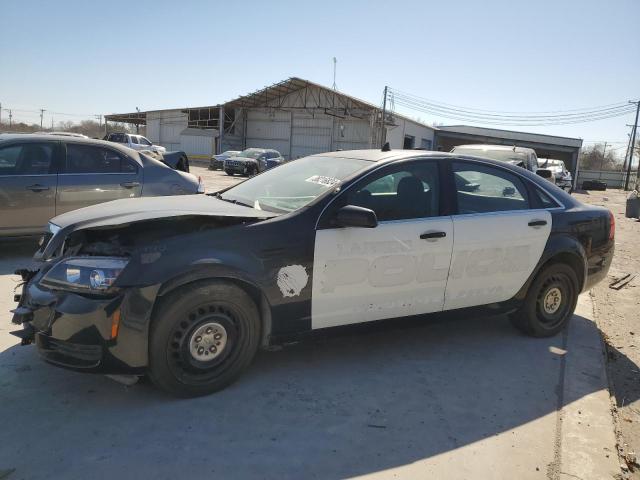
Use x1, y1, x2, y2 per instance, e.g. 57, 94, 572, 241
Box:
106, 133, 166, 154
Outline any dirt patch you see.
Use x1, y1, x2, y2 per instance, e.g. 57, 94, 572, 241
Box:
575, 189, 640, 478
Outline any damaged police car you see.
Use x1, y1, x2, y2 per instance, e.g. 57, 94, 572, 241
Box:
11, 149, 614, 397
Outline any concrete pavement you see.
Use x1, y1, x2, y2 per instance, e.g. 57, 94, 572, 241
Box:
0, 234, 621, 479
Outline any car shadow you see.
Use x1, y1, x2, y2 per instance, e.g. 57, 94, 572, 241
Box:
0, 311, 634, 479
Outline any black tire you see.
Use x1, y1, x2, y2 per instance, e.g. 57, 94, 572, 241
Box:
148, 280, 261, 397
509, 263, 579, 337
225, 170, 234, 176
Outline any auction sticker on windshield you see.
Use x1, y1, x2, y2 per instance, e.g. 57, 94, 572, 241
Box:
305, 175, 340, 187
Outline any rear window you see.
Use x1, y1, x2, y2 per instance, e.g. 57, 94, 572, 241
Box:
109, 133, 127, 143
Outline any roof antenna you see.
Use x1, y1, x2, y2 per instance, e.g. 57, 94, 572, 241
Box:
332, 57, 337, 90
381, 142, 390, 152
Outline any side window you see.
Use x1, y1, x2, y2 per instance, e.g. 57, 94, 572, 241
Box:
109, 133, 126, 143
345, 162, 439, 221
65, 144, 135, 174
121, 158, 139, 174
139, 137, 152, 146
453, 162, 530, 214
0, 143, 54, 175
130, 136, 139, 144
535, 188, 560, 208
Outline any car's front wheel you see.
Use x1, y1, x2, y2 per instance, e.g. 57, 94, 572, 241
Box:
225, 170, 234, 176
509, 263, 579, 337
148, 280, 261, 397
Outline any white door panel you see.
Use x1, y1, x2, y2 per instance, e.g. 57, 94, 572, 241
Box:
444, 210, 552, 310
312, 217, 453, 329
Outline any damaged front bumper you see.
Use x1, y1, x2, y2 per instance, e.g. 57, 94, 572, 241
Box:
11, 268, 160, 375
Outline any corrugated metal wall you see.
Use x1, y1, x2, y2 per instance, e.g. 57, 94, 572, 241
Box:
245, 110, 290, 155
180, 131, 215, 157
146, 110, 187, 151
291, 112, 332, 159
242, 108, 374, 159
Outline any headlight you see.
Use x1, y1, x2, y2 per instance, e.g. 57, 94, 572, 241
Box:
40, 257, 129, 293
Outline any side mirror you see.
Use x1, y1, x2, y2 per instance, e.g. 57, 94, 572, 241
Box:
536, 168, 554, 183
335, 205, 378, 228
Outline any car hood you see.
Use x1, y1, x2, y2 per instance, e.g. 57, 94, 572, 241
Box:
41, 195, 279, 259
51, 195, 277, 230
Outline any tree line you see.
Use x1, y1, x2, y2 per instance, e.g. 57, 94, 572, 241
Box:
0, 119, 141, 138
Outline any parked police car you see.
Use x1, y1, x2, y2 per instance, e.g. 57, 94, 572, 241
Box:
11, 149, 614, 396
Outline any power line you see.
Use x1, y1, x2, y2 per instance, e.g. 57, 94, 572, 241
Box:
387, 87, 638, 126
389, 87, 637, 116
391, 96, 636, 125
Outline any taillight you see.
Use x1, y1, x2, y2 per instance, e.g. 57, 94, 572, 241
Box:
608, 210, 615, 241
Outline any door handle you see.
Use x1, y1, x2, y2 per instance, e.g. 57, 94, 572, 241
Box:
528, 220, 548, 227
120, 181, 140, 188
25, 184, 49, 192
420, 231, 447, 240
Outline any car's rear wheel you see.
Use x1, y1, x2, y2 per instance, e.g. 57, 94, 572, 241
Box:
148, 280, 261, 397
509, 263, 579, 337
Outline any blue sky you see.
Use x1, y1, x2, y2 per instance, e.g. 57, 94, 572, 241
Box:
1, 0, 638, 154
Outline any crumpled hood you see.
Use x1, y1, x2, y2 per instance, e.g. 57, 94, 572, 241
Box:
41, 195, 279, 260
51, 195, 277, 230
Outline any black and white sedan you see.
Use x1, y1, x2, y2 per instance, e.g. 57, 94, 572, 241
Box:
11, 149, 614, 396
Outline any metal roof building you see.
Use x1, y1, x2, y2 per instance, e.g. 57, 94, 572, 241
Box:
105, 77, 436, 159
105, 78, 584, 184
434, 125, 583, 180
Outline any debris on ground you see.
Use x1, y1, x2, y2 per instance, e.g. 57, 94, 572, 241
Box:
609, 274, 637, 291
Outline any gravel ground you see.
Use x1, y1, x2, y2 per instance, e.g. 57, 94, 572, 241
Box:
189, 160, 245, 193
573, 188, 640, 477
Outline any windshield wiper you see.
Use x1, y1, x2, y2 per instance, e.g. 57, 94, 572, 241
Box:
214, 193, 253, 208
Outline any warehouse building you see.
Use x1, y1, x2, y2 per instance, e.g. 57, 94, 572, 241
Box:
105, 76, 583, 183
105, 77, 436, 160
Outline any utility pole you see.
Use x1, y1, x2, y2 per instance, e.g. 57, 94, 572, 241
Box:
95, 114, 102, 128
380, 86, 388, 148
599, 141, 608, 171
0, 102, 2, 126
624, 100, 640, 191
8, 109, 12, 128
39, 108, 45, 129
623, 130, 632, 171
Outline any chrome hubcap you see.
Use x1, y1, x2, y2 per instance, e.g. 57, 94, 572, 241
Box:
543, 287, 562, 314
188, 322, 227, 362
